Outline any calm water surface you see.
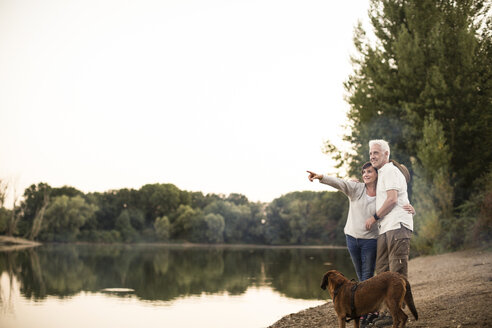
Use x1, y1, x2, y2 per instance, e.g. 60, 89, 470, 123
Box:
0, 245, 356, 328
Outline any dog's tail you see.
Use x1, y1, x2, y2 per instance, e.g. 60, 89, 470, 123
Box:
404, 278, 418, 320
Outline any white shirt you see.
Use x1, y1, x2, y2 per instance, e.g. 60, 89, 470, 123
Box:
320, 175, 379, 239
376, 162, 414, 234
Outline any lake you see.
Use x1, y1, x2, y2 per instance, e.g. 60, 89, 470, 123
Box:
0, 244, 356, 328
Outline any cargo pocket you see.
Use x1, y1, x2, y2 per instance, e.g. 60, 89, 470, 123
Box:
393, 224, 413, 239
391, 238, 410, 259
389, 236, 410, 277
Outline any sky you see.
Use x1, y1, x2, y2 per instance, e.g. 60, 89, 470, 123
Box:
0, 0, 371, 204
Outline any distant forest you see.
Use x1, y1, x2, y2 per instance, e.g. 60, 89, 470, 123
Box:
0, 182, 349, 246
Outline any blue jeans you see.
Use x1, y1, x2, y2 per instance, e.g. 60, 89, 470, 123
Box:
346, 235, 377, 281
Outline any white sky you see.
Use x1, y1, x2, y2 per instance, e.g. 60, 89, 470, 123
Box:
0, 0, 371, 204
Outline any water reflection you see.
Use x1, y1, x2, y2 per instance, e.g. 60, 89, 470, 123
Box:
0, 245, 356, 303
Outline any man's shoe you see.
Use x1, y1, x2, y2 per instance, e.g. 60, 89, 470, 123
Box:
371, 314, 393, 327
366, 313, 378, 324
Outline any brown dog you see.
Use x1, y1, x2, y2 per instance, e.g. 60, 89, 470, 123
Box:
321, 270, 418, 328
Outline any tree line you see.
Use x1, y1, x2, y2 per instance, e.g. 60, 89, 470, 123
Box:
0, 181, 349, 245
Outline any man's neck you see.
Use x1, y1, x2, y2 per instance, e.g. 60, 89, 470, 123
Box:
378, 159, 389, 169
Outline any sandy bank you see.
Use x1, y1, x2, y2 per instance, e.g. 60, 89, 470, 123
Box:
268, 248, 492, 328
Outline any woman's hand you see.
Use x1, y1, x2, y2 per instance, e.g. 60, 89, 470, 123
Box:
365, 216, 376, 230
403, 203, 416, 215
307, 171, 322, 182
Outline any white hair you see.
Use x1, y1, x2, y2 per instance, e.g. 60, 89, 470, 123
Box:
369, 139, 390, 159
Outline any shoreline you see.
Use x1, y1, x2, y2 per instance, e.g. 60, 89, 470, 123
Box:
0, 235, 41, 251
0, 236, 348, 252
0, 236, 347, 250
268, 248, 492, 328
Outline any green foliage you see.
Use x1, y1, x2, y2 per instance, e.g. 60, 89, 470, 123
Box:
326, 0, 492, 253
139, 183, 189, 225
226, 193, 249, 206
0, 207, 10, 233
189, 191, 220, 209
170, 205, 201, 241
332, 0, 491, 198
411, 114, 455, 254
115, 210, 139, 242
203, 200, 252, 243
202, 213, 225, 243
78, 229, 121, 243
17, 183, 52, 236
40, 195, 98, 242
264, 191, 347, 245
310, 191, 349, 244
7, 182, 349, 245
458, 167, 492, 247
154, 216, 171, 241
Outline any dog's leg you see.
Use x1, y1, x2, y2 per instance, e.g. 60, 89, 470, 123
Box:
387, 280, 408, 328
398, 309, 408, 328
389, 311, 399, 328
385, 299, 400, 328
337, 316, 346, 328
396, 281, 409, 328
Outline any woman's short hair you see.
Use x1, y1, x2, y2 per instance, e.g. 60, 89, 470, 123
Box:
361, 161, 377, 175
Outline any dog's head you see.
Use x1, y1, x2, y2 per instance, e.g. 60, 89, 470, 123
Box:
320, 270, 347, 297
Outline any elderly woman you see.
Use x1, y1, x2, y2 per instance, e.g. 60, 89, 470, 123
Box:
307, 162, 414, 282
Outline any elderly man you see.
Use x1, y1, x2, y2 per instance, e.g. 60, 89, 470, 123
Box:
365, 139, 413, 278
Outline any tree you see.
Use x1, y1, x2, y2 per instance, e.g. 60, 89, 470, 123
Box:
226, 193, 249, 206
411, 114, 454, 254
325, 0, 491, 253
263, 191, 347, 245
19, 183, 87, 237
328, 0, 491, 206
285, 199, 310, 244
29, 189, 50, 240
203, 200, 251, 243
154, 216, 171, 241
87, 188, 140, 232
309, 191, 348, 244
0, 179, 8, 208
138, 184, 187, 225
40, 195, 97, 242
115, 209, 139, 242
0, 179, 10, 234
234, 202, 266, 244
202, 213, 225, 243
458, 166, 492, 247
170, 204, 200, 240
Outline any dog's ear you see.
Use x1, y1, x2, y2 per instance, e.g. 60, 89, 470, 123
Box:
320, 272, 330, 290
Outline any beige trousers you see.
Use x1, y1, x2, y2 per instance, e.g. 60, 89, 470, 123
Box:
375, 225, 412, 278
